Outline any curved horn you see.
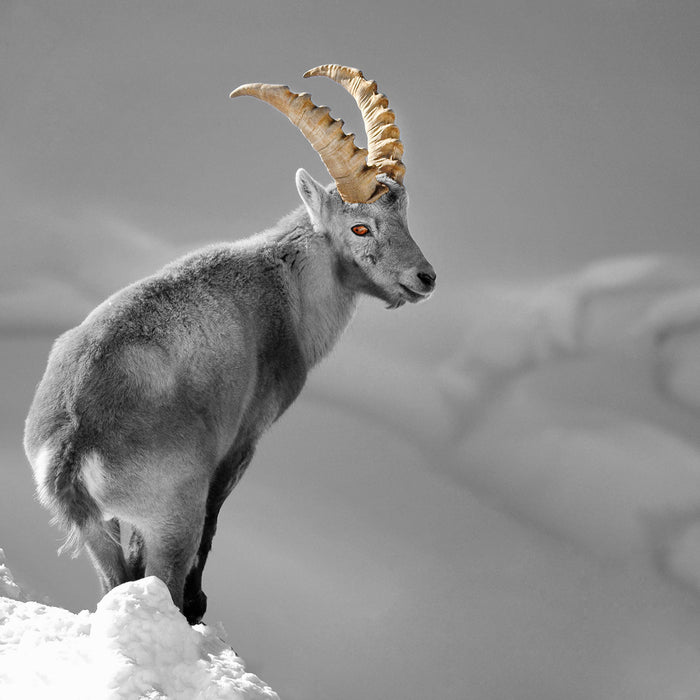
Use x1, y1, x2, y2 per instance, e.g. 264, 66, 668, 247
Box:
230, 83, 388, 203
303, 65, 406, 185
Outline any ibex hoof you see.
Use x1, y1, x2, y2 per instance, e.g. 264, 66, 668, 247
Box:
184, 590, 207, 625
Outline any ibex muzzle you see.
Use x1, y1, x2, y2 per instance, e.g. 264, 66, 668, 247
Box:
24, 65, 435, 624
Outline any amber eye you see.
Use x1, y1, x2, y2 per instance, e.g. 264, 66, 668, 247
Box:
352, 224, 370, 236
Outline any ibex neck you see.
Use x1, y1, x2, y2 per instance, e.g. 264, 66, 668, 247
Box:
273, 212, 358, 368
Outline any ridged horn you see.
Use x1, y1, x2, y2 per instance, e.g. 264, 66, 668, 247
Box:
230, 82, 388, 203
303, 65, 406, 185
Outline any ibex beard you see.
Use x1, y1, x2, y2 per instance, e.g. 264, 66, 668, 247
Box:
24, 65, 435, 624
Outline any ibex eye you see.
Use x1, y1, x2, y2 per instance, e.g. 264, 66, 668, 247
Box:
352, 225, 369, 236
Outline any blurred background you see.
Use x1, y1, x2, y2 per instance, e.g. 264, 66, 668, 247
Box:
2, 1, 700, 698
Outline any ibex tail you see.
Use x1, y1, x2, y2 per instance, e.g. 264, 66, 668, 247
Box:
33, 433, 106, 557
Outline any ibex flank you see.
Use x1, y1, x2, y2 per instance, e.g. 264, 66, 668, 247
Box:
24, 65, 436, 624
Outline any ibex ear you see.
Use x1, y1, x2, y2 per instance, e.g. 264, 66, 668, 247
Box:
295, 168, 328, 229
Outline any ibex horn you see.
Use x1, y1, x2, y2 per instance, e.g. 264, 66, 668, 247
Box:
303, 64, 406, 186
230, 82, 387, 203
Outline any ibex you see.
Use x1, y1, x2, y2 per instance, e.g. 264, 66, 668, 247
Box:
24, 65, 435, 624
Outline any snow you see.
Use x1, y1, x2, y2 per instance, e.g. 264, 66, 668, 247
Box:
0, 550, 278, 700
0, 550, 24, 602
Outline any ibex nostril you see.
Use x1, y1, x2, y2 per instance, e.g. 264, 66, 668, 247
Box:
417, 271, 436, 290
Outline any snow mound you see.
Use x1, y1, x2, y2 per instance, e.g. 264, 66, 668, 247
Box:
0, 549, 24, 602
0, 552, 278, 700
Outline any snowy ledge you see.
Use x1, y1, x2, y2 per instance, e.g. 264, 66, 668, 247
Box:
0, 549, 279, 700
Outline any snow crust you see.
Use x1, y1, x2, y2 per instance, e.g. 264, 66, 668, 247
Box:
0, 550, 278, 700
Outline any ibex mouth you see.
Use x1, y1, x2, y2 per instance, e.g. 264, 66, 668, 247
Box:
399, 284, 429, 303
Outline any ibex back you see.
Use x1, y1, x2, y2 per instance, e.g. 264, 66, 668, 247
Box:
24, 65, 435, 624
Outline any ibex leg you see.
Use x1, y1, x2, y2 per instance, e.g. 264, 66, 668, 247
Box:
133, 462, 208, 614
126, 527, 146, 579
183, 447, 255, 624
83, 518, 130, 594
142, 515, 205, 614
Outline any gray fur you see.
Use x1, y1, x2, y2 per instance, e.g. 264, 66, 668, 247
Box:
24, 170, 435, 623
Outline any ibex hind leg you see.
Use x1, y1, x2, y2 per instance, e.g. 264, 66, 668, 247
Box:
33, 444, 130, 594
126, 527, 146, 579
83, 518, 131, 594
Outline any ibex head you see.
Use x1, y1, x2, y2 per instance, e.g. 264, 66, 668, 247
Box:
231, 64, 436, 309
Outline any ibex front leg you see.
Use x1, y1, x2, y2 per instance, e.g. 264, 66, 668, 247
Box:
183, 447, 255, 624
124, 456, 209, 615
